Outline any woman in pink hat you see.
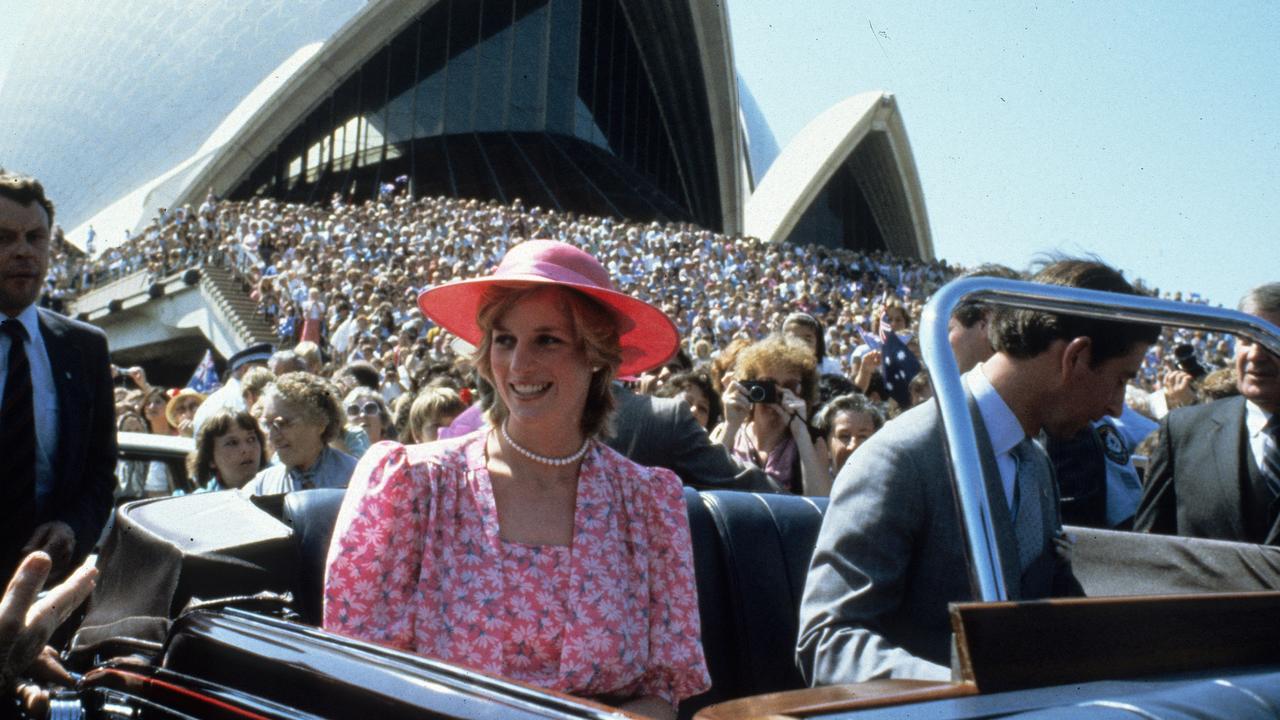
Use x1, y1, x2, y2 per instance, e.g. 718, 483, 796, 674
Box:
323, 240, 709, 718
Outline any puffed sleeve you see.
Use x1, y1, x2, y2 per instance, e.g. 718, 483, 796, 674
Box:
323, 442, 426, 651
639, 469, 712, 706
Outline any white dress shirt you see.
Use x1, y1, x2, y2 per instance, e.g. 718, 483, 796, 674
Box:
966, 363, 1026, 510
0, 305, 60, 510
1245, 400, 1275, 471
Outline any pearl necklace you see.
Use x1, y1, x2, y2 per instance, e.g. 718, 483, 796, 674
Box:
500, 420, 590, 467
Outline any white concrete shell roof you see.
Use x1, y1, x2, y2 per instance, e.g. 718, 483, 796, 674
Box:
744, 91, 934, 260
171, 0, 746, 233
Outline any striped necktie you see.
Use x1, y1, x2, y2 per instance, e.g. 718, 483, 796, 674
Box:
1, 319, 38, 578
1262, 416, 1280, 500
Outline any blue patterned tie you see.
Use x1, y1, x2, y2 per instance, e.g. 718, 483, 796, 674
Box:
1011, 438, 1047, 575
1, 319, 37, 578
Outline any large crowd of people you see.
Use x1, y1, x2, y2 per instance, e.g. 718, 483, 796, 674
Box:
9, 164, 1277, 717
54, 187, 1239, 410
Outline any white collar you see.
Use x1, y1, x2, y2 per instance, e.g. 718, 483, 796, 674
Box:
1245, 399, 1274, 438
2, 305, 41, 341
966, 362, 1026, 457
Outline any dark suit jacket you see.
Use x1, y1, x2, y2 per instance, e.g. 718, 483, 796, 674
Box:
1134, 396, 1276, 544
35, 308, 118, 564
604, 385, 775, 492
797, 390, 1080, 684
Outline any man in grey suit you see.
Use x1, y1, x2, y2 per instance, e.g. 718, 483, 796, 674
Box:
1135, 283, 1280, 544
797, 259, 1159, 684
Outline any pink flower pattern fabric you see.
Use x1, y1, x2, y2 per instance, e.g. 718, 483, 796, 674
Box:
322, 432, 711, 707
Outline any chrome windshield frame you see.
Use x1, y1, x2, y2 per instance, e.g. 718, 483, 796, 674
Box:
919, 277, 1280, 602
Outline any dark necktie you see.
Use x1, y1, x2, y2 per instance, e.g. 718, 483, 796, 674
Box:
1, 319, 38, 578
1011, 438, 1046, 575
1262, 416, 1280, 500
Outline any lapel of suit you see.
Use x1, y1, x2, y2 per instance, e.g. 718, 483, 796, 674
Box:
37, 310, 87, 476
1207, 397, 1248, 541
963, 389, 1023, 598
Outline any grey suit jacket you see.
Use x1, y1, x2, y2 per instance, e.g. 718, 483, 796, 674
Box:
604, 385, 775, 492
796, 390, 1080, 685
1134, 396, 1276, 544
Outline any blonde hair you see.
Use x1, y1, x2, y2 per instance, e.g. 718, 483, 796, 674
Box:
409, 387, 468, 442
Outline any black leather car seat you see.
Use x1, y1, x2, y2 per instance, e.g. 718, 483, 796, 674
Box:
281, 488, 347, 625
682, 489, 828, 715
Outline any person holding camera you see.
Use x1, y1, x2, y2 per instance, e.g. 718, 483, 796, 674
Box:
712, 336, 832, 496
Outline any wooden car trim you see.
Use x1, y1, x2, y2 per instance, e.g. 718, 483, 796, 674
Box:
951, 591, 1280, 692
693, 679, 977, 719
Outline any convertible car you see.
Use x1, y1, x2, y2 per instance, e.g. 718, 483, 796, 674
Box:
48, 280, 1280, 719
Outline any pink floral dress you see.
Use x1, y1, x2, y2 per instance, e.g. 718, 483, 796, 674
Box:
323, 432, 711, 707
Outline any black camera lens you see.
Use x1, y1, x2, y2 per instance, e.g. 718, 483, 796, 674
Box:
741, 380, 778, 404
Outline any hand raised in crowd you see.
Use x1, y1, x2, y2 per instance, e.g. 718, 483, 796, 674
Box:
1160, 369, 1195, 409
854, 349, 882, 392
1, 552, 98, 715
776, 386, 833, 496
777, 386, 810, 431
20, 523, 76, 579
717, 379, 751, 443
126, 366, 150, 391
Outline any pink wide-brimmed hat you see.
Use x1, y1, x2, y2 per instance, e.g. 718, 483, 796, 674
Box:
417, 240, 678, 376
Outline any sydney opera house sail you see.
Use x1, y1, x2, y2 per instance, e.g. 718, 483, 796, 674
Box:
0, 0, 932, 260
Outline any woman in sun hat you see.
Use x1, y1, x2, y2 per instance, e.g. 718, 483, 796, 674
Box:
324, 240, 709, 718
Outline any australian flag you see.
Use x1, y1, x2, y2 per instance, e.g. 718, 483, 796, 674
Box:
857, 327, 883, 352
881, 331, 921, 407
187, 350, 221, 394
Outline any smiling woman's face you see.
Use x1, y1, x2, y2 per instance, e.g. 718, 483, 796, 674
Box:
487, 288, 593, 437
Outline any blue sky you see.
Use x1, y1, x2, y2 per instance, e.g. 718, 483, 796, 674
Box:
729, 0, 1279, 306
3, 2, 1276, 306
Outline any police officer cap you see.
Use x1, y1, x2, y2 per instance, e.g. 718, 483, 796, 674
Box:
228, 343, 274, 373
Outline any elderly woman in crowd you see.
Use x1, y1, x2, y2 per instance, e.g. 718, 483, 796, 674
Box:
324, 240, 709, 719
812, 394, 884, 476
187, 409, 268, 492
408, 386, 467, 443
713, 336, 832, 496
342, 386, 395, 453
242, 372, 357, 495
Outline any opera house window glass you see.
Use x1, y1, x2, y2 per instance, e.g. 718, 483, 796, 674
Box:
235, 0, 694, 225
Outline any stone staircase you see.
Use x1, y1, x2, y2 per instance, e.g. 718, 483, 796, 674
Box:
200, 265, 277, 348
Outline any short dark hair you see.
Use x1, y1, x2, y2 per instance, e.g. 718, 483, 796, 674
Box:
813, 394, 885, 439
0, 170, 55, 226
990, 258, 1159, 365
340, 361, 381, 390
187, 410, 267, 487
952, 264, 1022, 328
657, 370, 723, 429
783, 312, 826, 360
